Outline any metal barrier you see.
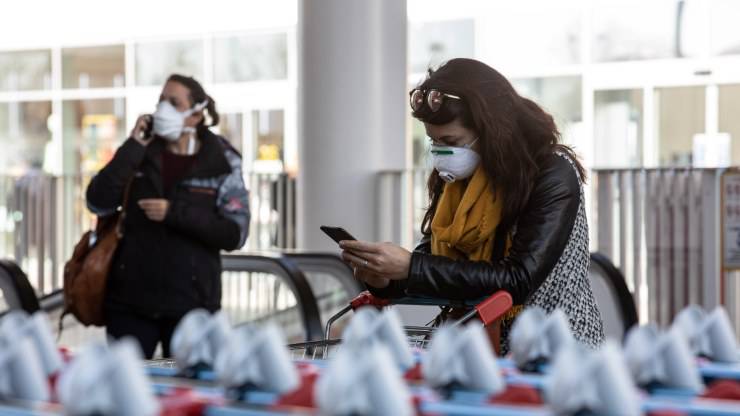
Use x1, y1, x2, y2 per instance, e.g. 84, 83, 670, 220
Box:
220, 254, 322, 342
283, 252, 362, 297
0, 173, 297, 298
377, 169, 430, 247
1, 251, 356, 349
244, 173, 297, 251
592, 168, 740, 333
0, 259, 40, 314
589, 252, 639, 341
283, 252, 363, 338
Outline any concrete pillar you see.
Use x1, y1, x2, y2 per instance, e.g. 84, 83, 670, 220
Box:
297, 0, 408, 250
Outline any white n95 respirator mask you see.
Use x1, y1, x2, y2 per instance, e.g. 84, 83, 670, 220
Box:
152, 100, 208, 142
430, 139, 480, 183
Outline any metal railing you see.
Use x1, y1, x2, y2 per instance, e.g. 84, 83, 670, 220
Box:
1, 250, 362, 351
0, 259, 40, 314
592, 168, 740, 334
589, 252, 639, 341
0, 173, 297, 298
220, 254, 322, 342
376, 169, 431, 248
45, 254, 326, 347
283, 252, 363, 338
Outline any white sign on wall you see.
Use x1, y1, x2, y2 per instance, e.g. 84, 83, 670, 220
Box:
694, 133, 731, 168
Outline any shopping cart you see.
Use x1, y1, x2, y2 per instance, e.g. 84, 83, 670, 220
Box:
286, 289, 514, 361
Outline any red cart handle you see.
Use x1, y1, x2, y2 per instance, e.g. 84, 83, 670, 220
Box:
349, 291, 391, 310
347, 290, 513, 326
475, 291, 513, 326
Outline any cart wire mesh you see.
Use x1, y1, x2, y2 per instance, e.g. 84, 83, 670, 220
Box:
287, 325, 435, 360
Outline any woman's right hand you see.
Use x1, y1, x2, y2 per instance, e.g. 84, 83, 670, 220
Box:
353, 266, 390, 289
131, 114, 153, 146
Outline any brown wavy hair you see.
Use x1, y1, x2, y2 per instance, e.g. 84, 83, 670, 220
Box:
412, 58, 586, 237
167, 74, 220, 131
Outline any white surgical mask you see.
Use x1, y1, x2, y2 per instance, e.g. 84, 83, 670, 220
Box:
152, 100, 208, 142
430, 139, 480, 183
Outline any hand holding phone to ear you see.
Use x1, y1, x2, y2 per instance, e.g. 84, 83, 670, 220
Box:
131, 114, 154, 146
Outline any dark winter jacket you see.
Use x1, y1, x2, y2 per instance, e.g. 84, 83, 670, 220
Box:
86, 129, 250, 318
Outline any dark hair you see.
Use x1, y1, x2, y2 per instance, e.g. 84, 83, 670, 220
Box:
166, 74, 220, 128
412, 58, 586, 238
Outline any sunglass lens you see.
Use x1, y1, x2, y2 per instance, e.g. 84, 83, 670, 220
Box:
410, 89, 424, 111
427, 90, 443, 112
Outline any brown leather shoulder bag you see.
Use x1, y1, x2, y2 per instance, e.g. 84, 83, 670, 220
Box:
62, 180, 132, 326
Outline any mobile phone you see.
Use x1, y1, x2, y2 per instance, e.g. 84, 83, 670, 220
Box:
143, 115, 154, 138
320, 226, 357, 244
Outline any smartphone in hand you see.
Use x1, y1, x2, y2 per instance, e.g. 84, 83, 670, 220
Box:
143, 114, 154, 139
320, 226, 357, 245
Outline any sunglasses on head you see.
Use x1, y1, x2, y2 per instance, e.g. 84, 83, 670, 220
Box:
409, 88, 461, 113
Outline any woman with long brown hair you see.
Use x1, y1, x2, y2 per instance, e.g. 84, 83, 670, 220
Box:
340, 58, 604, 352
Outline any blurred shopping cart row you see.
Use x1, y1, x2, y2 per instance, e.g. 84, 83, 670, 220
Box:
2, 279, 740, 415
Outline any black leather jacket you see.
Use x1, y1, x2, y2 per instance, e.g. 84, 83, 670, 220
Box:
369, 153, 581, 305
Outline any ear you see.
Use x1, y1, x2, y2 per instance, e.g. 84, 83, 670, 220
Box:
184, 111, 204, 127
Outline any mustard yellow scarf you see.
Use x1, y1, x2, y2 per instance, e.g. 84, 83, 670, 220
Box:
430, 165, 522, 321
431, 165, 501, 261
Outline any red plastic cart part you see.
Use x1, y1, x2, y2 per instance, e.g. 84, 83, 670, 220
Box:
159, 386, 220, 416
48, 372, 61, 402
350, 291, 392, 310
703, 379, 740, 401
58, 347, 73, 363
273, 363, 322, 409
489, 384, 542, 406
404, 363, 424, 382
475, 291, 513, 326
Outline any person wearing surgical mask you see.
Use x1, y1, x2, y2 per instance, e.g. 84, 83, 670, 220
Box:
86, 74, 250, 358
340, 59, 604, 353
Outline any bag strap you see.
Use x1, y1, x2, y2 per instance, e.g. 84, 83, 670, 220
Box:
115, 178, 134, 238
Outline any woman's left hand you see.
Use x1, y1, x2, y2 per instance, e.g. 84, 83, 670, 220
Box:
138, 198, 170, 222
340, 240, 411, 281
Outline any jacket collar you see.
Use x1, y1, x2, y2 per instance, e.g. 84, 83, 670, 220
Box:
142, 128, 232, 195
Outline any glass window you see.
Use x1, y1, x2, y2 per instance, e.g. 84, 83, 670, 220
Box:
251, 109, 284, 173
0, 50, 51, 91
0, 101, 52, 174
135, 40, 203, 86
213, 33, 288, 82
62, 45, 125, 89
0, 101, 51, 172
485, 3, 581, 67
409, 19, 475, 74
513, 77, 582, 133
655, 86, 705, 167
514, 77, 586, 159
593, 90, 643, 168
591, 0, 704, 62
711, 0, 740, 56
719, 84, 740, 164
62, 98, 126, 176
